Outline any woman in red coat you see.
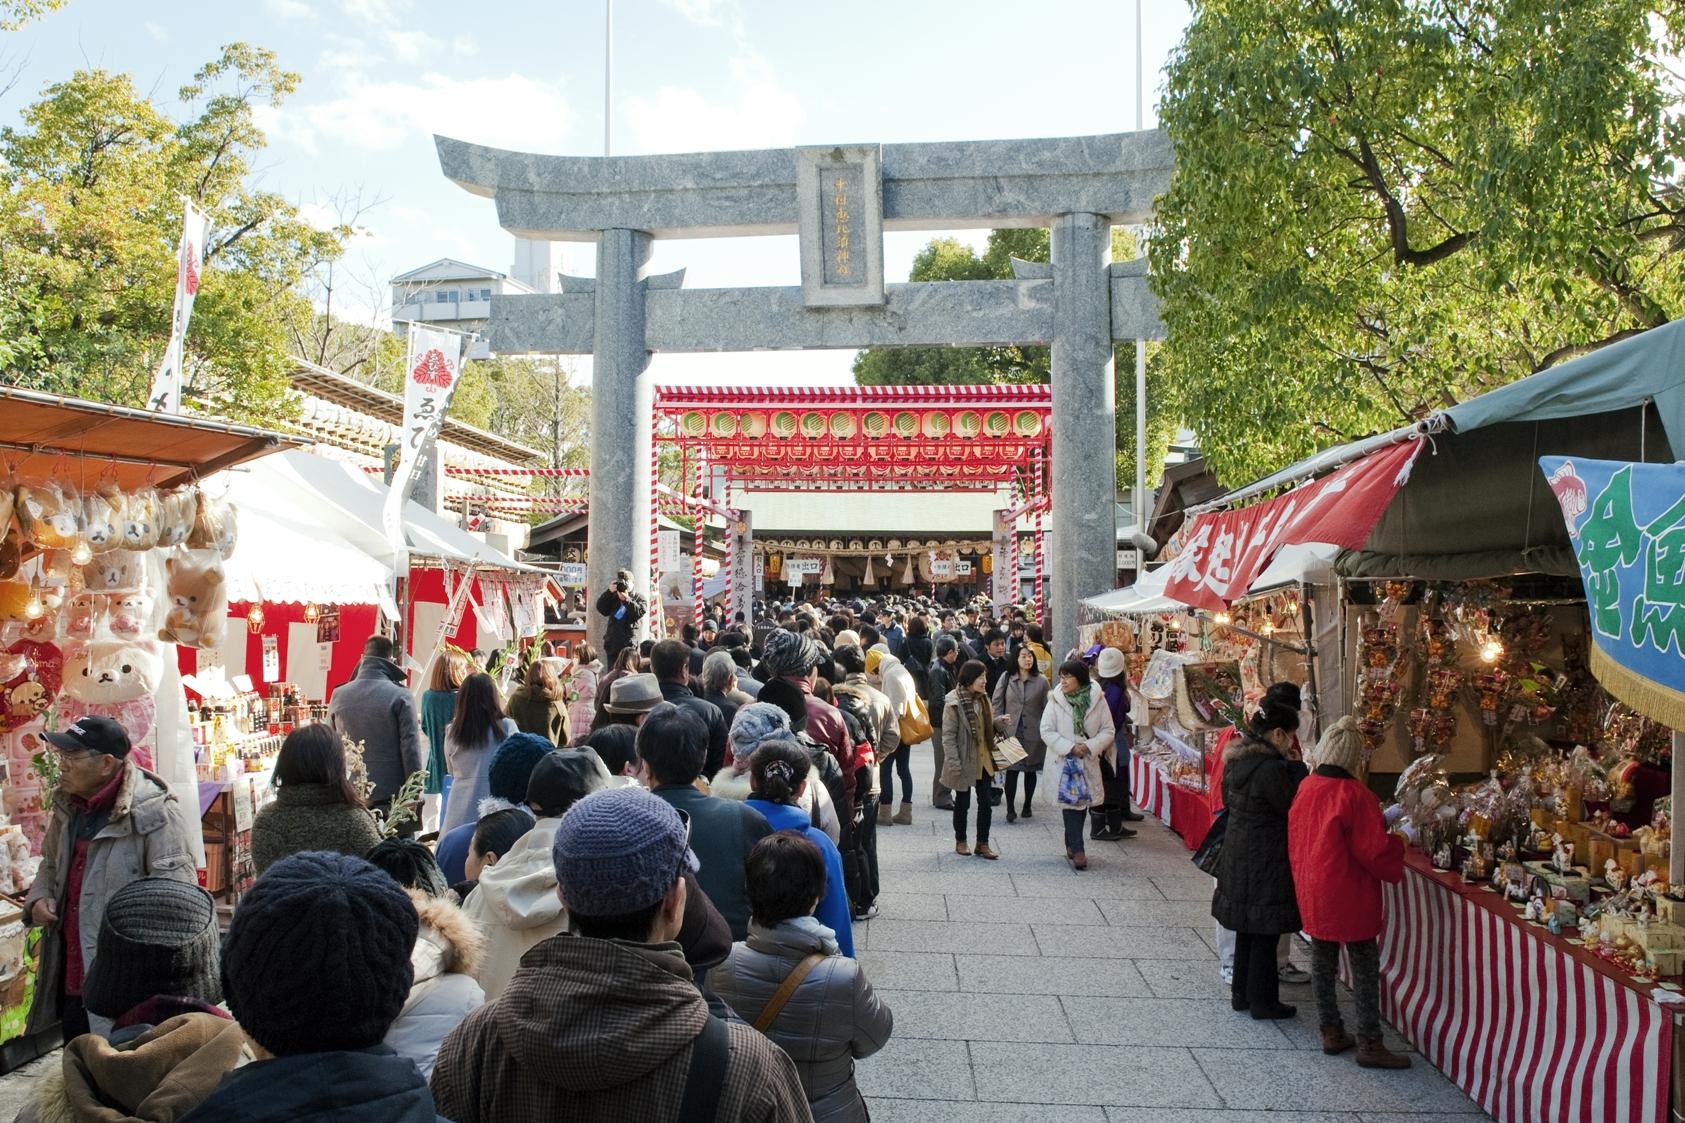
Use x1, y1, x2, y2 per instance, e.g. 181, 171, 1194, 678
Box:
1287, 716, 1410, 1069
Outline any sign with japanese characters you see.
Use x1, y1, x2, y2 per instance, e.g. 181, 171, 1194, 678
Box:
382, 325, 466, 564
795, 144, 884, 307
784, 556, 824, 576
1162, 440, 1422, 611
1541, 456, 1685, 726
149, 200, 209, 413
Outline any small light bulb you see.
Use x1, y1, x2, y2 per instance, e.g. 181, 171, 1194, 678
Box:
1480, 639, 1504, 664
302, 602, 320, 622
1260, 620, 1276, 636
1213, 611, 1231, 626
70, 540, 92, 566
247, 605, 266, 634
23, 594, 43, 620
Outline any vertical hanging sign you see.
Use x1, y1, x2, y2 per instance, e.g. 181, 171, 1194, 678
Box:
149, 200, 210, 413
383, 326, 467, 567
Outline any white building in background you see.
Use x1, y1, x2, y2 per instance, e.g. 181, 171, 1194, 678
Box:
391, 240, 567, 360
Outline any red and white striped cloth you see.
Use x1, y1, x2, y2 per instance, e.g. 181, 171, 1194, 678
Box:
1379, 854, 1675, 1123
1129, 754, 1173, 825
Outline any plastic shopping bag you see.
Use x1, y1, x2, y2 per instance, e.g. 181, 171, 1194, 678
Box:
1057, 755, 1092, 807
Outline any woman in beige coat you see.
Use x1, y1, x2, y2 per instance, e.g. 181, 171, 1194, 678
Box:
1040, 659, 1116, 870
940, 660, 1005, 860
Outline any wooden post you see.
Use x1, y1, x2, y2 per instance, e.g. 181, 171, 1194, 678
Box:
1672, 731, 1684, 889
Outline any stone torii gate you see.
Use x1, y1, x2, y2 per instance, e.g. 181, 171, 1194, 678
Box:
436, 131, 1171, 651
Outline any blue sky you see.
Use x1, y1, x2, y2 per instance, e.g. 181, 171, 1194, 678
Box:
2, 0, 1191, 385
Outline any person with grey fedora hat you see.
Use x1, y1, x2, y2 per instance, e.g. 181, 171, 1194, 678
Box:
431, 787, 813, 1123
604, 672, 663, 720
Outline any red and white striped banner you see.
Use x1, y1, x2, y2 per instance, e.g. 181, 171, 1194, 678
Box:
1129, 754, 1173, 825
1380, 855, 1675, 1123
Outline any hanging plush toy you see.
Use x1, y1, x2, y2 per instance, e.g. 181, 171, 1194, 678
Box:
82, 550, 144, 593
157, 550, 227, 648
60, 638, 159, 762
156, 489, 198, 549
121, 488, 161, 550
81, 486, 125, 554
186, 493, 238, 559
16, 483, 82, 550
0, 531, 19, 582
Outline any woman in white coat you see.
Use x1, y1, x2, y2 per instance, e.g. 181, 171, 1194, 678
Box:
1040, 658, 1117, 871
385, 890, 486, 1079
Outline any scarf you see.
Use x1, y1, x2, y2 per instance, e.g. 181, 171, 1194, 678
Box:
1065, 684, 1093, 731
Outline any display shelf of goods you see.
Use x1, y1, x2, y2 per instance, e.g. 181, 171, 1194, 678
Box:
770, 412, 798, 438
680, 411, 708, 438
709, 412, 737, 437
984, 411, 1010, 437
828, 412, 856, 439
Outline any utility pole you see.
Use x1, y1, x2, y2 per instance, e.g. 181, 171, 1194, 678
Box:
1134, 0, 1149, 538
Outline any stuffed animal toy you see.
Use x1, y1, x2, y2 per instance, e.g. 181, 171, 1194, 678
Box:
81, 486, 124, 554
0, 532, 19, 582
82, 550, 144, 593
15, 483, 81, 550
156, 489, 198, 549
108, 590, 154, 638
186, 493, 238, 559
121, 488, 160, 550
65, 592, 100, 639
0, 582, 34, 623
62, 637, 161, 704
158, 551, 227, 649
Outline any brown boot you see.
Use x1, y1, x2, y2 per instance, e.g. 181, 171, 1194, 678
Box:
974, 843, 1000, 860
1070, 850, 1088, 871
1355, 1037, 1411, 1069
878, 803, 894, 827
1320, 1023, 1355, 1055
894, 802, 913, 825
955, 840, 971, 856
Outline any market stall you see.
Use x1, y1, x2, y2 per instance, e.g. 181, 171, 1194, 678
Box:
0, 386, 295, 1069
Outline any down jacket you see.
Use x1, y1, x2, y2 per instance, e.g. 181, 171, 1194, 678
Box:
1212, 733, 1308, 935
1040, 686, 1116, 813
386, 891, 487, 1080
708, 919, 893, 1123
16, 1012, 247, 1123
462, 816, 565, 1002
1287, 765, 1405, 943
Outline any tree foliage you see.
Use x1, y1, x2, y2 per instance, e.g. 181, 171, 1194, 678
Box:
0, 44, 348, 420
1151, 0, 1685, 484
0, 0, 65, 30
853, 227, 1178, 486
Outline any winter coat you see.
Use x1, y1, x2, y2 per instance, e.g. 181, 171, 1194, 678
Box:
328, 656, 424, 808
419, 688, 456, 796
594, 587, 646, 664
1212, 734, 1308, 935
652, 786, 772, 941
506, 685, 566, 745
709, 919, 893, 1123
250, 784, 384, 875
781, 676, 855, 773
745, 801, 854, 957
834, 676, 899, 760
15, 1012, 247, 1123
567, 662, 599, 739
462, 815, 565, 1002
869, 653, 922, 748
179, 1047, 447, 1123
925, 659, 956, 728
711, 763, 841, 844
24, 761, 198, 1037
441, 718, 518, 835
430, 934, 816, 1123
1101, 680, 1133, 754
386, 892, 486, 1081
1040, 686, 1116, 812
659, 681, 730, 778
992, 672, 1050, 771
940, 689, 1002, 792
1288, 765, 1406, 943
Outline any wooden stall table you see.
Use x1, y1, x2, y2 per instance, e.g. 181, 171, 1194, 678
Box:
1378, 851, 1678, 1123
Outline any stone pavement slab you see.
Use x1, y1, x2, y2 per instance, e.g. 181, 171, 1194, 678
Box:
971, 1041, 1224, 1108
1192, 1047, 1485, 1113
956, 952, 1151, 997
879, 990, 1074, 1042
1062, 995, 1296, 1049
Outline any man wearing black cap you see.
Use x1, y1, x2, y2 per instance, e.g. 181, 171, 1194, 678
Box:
595, 568, 647, 665
25, 716, 198, 1041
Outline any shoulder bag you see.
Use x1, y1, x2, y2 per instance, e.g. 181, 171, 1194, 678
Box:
897, 696, 934, 745
753, 952, 826, 1032
1191, 807, 1227, 876
676, 1013, 729, 1123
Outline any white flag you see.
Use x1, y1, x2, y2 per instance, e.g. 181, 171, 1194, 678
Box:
149, 201, 210, 413
382, 325, 466, 564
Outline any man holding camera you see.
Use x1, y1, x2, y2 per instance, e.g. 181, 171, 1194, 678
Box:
595, 568, 647, 664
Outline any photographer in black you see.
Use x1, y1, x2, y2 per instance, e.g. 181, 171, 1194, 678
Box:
594, 568, 647, 664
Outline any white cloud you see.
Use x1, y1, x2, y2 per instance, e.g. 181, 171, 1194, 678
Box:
660, 0, 735, 26
265, 0, 316, 18
382, 29, 441, 63
339, 0, 408, 22
624, 54, 801, 154
274, 72, 575, 153
450, 34, 479, 57
317, 36, 378, 75
143, 20, 169, 43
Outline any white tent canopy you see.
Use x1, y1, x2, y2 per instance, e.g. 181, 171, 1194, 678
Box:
221, 470, 390, 605
230, 450, 541, 573
1082, 543, 1339, 617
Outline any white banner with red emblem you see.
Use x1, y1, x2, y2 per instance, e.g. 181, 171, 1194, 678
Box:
382, 325, 466, 564
1161, 439, 1423, 611
148, 200, 209, 413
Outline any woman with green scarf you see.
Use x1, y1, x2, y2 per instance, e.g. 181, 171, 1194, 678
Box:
1041, 659, 1117, 870
940, 659, 1006, 859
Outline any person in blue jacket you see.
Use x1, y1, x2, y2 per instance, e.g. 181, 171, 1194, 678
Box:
744, 739, 855, 957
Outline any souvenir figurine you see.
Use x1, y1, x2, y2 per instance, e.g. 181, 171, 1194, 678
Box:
1605, 858, 1627, 893
1524, 891, 1545, 923
1552, 834, 1576, 876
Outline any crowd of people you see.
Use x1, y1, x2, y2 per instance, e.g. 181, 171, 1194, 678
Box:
8, 588, 1414, 1121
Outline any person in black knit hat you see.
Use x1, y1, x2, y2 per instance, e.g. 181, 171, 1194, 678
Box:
179, 851, 448, 1123
16, 878, 245, 1123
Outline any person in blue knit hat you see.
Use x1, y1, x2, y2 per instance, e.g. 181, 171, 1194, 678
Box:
431, 787, 814, 1122
180, 851, 448, 1122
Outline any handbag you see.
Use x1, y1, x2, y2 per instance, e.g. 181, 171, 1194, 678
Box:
1191, 807, 1227, 875
991, 736, 1028, 770
1057, 755, 1092, 806
898, 696, 934, 745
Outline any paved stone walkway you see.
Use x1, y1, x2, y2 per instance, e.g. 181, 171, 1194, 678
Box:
0, 806, 1495, 1122
856, 804, 1492, 1123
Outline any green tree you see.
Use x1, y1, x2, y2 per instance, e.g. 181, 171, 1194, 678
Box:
0, 44, 348, 421
0, 0, 66, 29
853, 227, 1178, 486
1151, 1, 1685, 485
